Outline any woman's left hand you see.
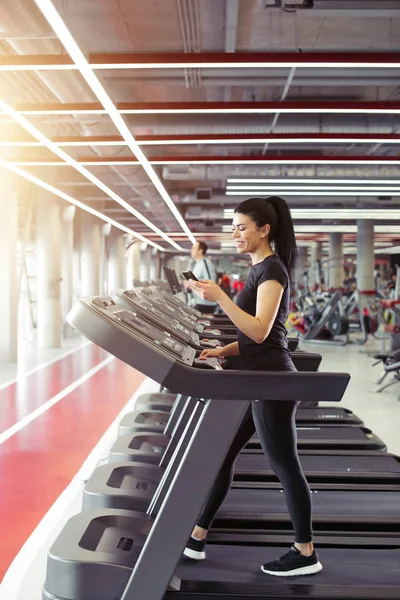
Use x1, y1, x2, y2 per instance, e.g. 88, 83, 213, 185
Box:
189, 279, 224, 303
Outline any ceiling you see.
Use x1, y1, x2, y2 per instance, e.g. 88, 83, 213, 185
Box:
0, 0, 400, 255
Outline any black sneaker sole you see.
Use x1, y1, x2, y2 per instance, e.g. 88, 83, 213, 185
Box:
261, 561, 323, 577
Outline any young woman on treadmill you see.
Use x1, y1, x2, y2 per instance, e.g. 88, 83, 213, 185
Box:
185, 196, 322, 577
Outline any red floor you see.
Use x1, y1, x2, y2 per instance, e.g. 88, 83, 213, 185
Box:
0, 345, 146, 581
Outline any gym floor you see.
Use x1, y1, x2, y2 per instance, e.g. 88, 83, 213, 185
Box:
0, 338, 399, 597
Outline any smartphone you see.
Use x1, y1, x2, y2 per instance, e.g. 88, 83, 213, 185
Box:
182, 270, 199, 282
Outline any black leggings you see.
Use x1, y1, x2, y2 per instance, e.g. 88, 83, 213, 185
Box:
196, 377, 313, 543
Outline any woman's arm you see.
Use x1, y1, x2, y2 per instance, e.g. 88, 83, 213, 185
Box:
220, 341, 239, 357
190, 279, 284, 344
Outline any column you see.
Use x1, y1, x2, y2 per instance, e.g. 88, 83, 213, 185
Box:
357, 220, 375, 292
149, 249, 159, 282
126, 239, 141, 288
329, 232, 344, 289
61, 206, 75, 338
80, 212, 101, 296
0, 170, 18, 362
145, 246, 153, 282
296, 247, 308, 288
138, 243, 151, 282
108, 230, 126, 292
99, 223, 111, 295
36, 194, 62, 349
310, 241, 323, 289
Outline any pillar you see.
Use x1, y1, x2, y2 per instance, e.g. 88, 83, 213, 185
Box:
357, 220, 375, 292
329, 232, 344, 289
61, 206, 75, 338
99, 223, 111, 295
126, 239, 141, 287
149, 249, 158, 282
80, 212, 101, 296
296, 247, 308, 288
108, 230, 126, 292
310, 241, 323, 289
145, 246, 153, 282
36, 194, 62, 349
0, 170, 18, 361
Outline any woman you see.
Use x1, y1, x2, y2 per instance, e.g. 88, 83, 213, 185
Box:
185, 196, 322, 577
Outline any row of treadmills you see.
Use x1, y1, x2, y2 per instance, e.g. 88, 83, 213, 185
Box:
42, 285, 400, 600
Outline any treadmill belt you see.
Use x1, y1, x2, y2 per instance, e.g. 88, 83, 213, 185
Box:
219, 488, 400, 520
236, 453, 400, 474
177, 545, 400, 586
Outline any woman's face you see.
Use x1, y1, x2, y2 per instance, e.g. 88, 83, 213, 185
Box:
231, 212, 269, 255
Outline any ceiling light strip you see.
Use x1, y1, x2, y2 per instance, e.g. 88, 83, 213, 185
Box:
226, 186, 400, 192
154, 159, 400, 165
0, 98, 183, 251
227, 179, 400, 185
226, 191, 400, 196
2, 54, 400, 70
224, 209, 400, 219
0, 159, 163, 250
33, 0, 195, 244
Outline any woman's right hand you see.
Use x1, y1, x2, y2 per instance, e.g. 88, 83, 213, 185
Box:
199, 347, 223, 360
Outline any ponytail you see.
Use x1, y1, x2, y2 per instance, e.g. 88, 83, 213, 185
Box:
234, 196, 298, 278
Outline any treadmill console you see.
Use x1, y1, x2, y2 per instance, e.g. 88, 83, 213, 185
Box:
123, 291, 200, 345
92, 298, 196, 365
138, 288, 205, 334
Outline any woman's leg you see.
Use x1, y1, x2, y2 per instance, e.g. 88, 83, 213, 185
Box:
194, 403, 255, 535
251, 399, 313, 548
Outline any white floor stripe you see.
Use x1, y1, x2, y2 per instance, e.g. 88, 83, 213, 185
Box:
0, 355, 114, 446
0, 377, 159, 600
0, 340, 92, 392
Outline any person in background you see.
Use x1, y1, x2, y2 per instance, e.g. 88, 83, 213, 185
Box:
190, 241, 218, 314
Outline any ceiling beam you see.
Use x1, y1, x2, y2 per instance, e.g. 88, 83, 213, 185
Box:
1, 52, 400, 71
10, 100, 400, 115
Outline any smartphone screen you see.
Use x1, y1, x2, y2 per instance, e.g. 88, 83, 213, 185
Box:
182, 271, 199, 282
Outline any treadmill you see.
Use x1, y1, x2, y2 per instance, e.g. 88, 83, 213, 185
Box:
244, 426, 386, 451
42, 297, 400, 600
132, 392, 364, 426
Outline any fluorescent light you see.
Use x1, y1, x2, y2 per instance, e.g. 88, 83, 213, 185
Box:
293, 225, 400, 233
226, 186, 400, 192
226, 191, 400, 196
0, 158, 164, 251
224, 209, 400, 220
228, 178, 400, 185
140, 137, 400, 146
0, 64, 78, 71
33, 0, 195, 245
156, 159, 400, 165
1, 60, 400, 72
0, 98, 183, 251
93, 62, 400, 70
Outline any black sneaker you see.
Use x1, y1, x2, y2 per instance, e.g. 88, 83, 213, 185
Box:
261, 546, 323, 577
183, 537, 206, 560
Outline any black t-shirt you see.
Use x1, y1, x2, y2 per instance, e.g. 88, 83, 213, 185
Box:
235, 255, 292, 370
